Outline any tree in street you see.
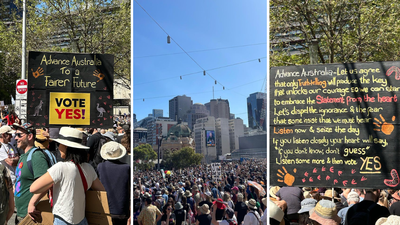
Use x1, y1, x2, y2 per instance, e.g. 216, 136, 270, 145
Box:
133, 144, 157, 171
162, 147, 203, 170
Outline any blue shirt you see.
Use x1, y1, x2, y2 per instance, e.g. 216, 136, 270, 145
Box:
338, 203, 355, 225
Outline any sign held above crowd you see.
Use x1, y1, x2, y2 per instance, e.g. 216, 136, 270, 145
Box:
27, 51, 114, 128
270, 61, 400, 189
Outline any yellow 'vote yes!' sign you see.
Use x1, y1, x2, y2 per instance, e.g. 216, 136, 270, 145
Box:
49, 92, 90, 125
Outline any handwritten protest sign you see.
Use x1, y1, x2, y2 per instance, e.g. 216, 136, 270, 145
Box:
27, 51, 113, 127
270, 62, 400, 189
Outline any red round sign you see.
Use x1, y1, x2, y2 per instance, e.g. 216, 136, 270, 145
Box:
16, 79, 28, 95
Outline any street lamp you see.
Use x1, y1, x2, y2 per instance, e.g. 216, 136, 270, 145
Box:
157, 135, 163, 171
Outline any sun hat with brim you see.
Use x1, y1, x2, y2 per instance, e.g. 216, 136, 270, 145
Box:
0, 126, 15, 135
184, 190, 192, 197
100, 141, 127, 160
270, 186, 281, 199
304, 191, 312, 199
175, 202, 183, 210
13, 123, 34, 134
392, 191, 400, 201
102, 131, 115, 141
213, 198, 226, 210
322, 189, 341, 200
205, 191, 212, 197
51, 127, 89, 149
35, 129, 50, 149
303, 187, 312, 192
376, 215, 400, 225
269, 199, 284, 223
246, 199, 258, 210
309, 199, 341, 225
198, 204, 210, 214
298, 198, 317, 214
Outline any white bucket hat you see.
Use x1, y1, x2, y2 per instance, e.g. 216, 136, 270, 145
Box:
100, 141, 126, 160
52, 127, 89, 149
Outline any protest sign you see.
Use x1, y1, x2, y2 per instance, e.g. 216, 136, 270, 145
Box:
270, 61, 400, 189
210, 163, 222, 181
27, 51, 113, 127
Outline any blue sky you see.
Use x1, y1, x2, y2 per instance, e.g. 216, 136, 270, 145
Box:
133, 0, 267, 125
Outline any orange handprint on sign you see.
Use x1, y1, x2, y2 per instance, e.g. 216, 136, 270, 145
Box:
93, 69, 105, 82
277, 166, 296, 186
31, 67, 44, 78
374, 114, 395, 135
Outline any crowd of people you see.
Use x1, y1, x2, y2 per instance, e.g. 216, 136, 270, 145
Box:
133, 159, 268, 225
269, 186, 400, 225
0, 114, 131, 225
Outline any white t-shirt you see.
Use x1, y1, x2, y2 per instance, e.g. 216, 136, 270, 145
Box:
0, 142, 17, 185
48, 162, 98, 224
242, 211, 261, 225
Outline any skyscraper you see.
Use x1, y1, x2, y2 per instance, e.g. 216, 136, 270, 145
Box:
169, 95, 192, 122
187, 103, 209, 130
153, 109, 163, 118
205, 99, 230, 119
247, 92, 267, 131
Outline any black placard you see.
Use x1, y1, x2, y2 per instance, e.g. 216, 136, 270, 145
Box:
270, 62, 400, 189
27, 51, 114, 128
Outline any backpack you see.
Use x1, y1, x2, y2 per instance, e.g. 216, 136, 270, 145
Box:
0, 164, 10, 223
227, 219, 237, 225
347, 202, 377, 225
27, 147, 57, 175
92, 135, 108, 168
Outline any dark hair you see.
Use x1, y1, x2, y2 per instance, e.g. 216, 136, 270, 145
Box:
163, 203, 173, 214
145, 198, 152, 204
298, 212, 312, 225
63, 145, 88, 164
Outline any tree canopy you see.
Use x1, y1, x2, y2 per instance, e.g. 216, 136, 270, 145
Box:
0, 0, 131, 103
133, 144, 157, 171
162, 147, 203, 170
270, 0, 400, 66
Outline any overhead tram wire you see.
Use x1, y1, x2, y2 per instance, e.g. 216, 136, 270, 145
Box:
134, 0, 228, 89
134, 43, 267, 58
134, 78, 265, 101
135, 56, 267, 85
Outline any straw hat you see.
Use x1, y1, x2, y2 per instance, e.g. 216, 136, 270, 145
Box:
246, 199, 258, 210
184, 190, 192, 197
100, 141, 127, 160
304, 191, 312, 199
303, 187, 312, 192
52, 127, 89, 149
322, 189, 341, 200
309, 199, 341, 225
198, 204, 210, 214
270, 186, 281, 199
34, 129, 50, 149
376, 215, 400, 225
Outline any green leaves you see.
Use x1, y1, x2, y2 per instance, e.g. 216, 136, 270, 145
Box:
162, 147, 203, 170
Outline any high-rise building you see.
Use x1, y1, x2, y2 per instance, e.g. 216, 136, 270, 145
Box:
153, 109, 163, 118
193, 116, 216, 164
247, 92, 267, 131
205, 99, 230, 119
215, 118, 230, 157
146, 117, 177, 146
187, 103, 209, 130
169, 95, 192, 122
229, 118, 244, 152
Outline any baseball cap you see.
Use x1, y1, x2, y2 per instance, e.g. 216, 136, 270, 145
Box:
0, 126, 15, 135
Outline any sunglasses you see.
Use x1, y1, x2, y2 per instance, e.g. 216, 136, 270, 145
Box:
15, 133, 27, 138
168, 208, 172, 210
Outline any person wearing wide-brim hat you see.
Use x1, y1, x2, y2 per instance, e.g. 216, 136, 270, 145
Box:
30, 127, 105, 225
309, 199, 341, 225
97, 141, 130, 225
243, 199, 262, 225
196, 204, 212, 225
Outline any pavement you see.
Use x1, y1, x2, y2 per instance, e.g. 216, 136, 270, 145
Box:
7, 211, 16, 225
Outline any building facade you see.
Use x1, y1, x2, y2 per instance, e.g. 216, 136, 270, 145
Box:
215, 118, 230, 157
169, 95, 193, 122
229, 118, 244, 152
152, 109, 163, 118
247, 92, 267, 131
193, 116, 216, 164
187, 103, 209, 130
205, 98, 230, 119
